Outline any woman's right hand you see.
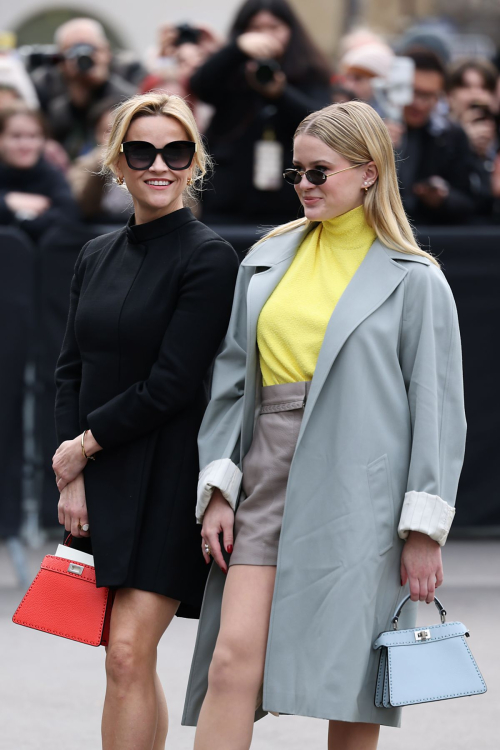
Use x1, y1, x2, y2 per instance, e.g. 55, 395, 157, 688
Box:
201, 488, 235, 574
237, 32, 284, 60
58, 473, 90, 539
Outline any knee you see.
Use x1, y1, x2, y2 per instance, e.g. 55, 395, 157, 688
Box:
105, 640, 150, 689
208, 641, 262, 695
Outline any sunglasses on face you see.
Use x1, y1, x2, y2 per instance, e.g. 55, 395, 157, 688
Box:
283, 163, 366, 186
120, 140, 197, 171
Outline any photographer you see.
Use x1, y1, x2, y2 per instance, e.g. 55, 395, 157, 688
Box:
31, 18, 135, 160
189, 0, 331, 225
392, 49, 477, 225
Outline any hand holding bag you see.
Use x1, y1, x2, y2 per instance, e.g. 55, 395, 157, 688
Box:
373, 594, 486, 708
12, 535, 113, 647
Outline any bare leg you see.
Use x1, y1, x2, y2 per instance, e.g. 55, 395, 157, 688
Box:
328, 720, 380, 750
153, 673, 169, 750
101, 588, 179, 750
194, 565, 277, 750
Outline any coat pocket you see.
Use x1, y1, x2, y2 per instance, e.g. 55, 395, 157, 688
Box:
367, 455, 395, 555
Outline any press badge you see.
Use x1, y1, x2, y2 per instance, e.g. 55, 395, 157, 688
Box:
253, 139, 284, 191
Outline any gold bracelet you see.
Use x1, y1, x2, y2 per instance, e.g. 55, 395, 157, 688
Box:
81, 430, 95, 461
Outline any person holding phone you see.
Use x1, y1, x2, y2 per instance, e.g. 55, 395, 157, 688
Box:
182, 101, 466, 749
392, 49, 477, 224
189, 0, 332, 225
52, 91, 239, 750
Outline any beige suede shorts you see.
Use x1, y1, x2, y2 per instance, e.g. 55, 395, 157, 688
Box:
230, 381, 311, 567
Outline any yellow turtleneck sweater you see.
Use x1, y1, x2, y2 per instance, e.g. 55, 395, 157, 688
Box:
257, 205, 376, 386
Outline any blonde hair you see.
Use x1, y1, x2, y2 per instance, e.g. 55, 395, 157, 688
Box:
102, 91, 211, 203
259, 101, 439, 267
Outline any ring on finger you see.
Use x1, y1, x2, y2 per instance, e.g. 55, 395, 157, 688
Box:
204, 542, 212, 556
78, 523, 90, 532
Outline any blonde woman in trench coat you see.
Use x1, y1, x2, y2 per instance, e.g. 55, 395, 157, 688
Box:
182, 102, 466, 750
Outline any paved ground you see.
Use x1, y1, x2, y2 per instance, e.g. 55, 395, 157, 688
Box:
0, 539, 498, 750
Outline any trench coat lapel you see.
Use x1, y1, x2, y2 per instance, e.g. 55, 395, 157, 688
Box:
296, 239, 408, 443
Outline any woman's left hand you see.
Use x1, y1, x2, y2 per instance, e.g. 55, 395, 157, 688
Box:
400, 531, 444, 604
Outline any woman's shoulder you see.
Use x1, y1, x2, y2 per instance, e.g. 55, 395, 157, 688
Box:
186, 217, 239, 263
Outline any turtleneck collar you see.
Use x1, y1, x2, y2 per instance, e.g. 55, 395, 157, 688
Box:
320, 204, 376, 245
126, 206, 195, 244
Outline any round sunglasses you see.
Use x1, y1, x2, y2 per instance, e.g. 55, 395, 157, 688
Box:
120, 140, 197, 171
283, 163, 367, 186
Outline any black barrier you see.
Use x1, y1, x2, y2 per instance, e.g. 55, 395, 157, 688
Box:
2, 221, 497, 533
0, 227, 35, 537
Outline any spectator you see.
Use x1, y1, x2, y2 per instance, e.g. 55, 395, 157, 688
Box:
459, 101, 500, 218
339, 42, 394, 112
447, 58, 497, 121
0, 105, 79, 240
393, 49, 477, 225
68, 97, 132, 222
31, 18, 136, 160
0, 83, 21, 110
189, 0, 332, 225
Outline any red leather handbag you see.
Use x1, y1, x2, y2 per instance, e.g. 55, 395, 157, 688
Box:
12, 535, 113, 647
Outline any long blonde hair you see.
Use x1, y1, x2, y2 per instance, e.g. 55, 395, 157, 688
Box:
260, 101, 438, 267
102, 91, 211, 202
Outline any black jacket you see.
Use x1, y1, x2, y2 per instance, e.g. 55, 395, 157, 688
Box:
0, 158, 79, 240
397, 117, 477, 225
190, 43, 331, 224
55, 208, 239, 616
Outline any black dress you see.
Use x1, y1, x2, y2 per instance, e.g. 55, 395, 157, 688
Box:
54, 207, 239, 617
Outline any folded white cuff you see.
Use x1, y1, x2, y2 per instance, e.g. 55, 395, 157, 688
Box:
196, 458, 242, 523
398, 490, 456, 546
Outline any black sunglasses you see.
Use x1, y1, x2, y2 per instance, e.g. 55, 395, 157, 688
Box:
120, 140, 197, 171
283, 164, 366, 186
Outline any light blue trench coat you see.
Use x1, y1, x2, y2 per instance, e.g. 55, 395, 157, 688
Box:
182, 225, 466, 728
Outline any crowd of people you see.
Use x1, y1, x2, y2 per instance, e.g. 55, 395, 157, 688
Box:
1, 0, 500, 233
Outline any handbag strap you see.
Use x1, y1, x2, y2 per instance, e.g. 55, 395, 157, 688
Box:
391, 594, 447, 630
64, 533, 73, 547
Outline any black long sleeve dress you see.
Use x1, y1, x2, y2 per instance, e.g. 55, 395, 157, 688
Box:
189, 43, 331, 225
55, 207, 239, 617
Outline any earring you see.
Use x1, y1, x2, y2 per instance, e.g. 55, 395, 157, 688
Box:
116, 176, 124, 186
187, 177, 193, 186
364, 183, 369, 193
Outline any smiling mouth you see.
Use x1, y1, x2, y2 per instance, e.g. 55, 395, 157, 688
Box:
145, 180, 173, 187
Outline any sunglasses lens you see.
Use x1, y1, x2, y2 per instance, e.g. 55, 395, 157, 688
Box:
124, 143, 156, 170
283, 169, 301, 185
306, 170, 326, 185
163, 141, 196, 170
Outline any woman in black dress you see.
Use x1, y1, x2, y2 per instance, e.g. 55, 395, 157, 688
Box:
52, 92, 239, 750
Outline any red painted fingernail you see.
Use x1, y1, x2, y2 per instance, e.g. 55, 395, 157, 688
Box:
227, 544, 233, 554
222, 568, 228, 575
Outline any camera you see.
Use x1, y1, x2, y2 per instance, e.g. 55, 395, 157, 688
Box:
174, 24, 202, 47
64, 44, 96, 73
19, 43, 96, 74
255, 59, 281, 85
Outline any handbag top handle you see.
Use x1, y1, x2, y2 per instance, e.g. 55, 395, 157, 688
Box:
392, 594, 447, 630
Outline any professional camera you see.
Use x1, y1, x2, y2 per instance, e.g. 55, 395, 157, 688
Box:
64, 43, 96, 73
19, 43, 96, 74
174, 24, 202, 47
254, 59, 281, 85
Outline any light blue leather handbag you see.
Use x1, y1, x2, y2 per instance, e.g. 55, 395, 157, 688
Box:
373, 595, 487, 708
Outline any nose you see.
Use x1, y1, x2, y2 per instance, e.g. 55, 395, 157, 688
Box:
149, 153, 169, 173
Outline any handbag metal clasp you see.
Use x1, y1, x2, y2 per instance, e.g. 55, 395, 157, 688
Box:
68, 563, 84, 575
414, 629, 431, 642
